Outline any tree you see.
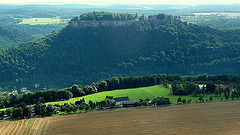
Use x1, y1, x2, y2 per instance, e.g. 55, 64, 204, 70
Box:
70, 84, 85, 97
198, 95, 203, 102
85, 106, 90, 112
5, 108, 12, 116
46, 105, 56, 116
13, 107, 24, 119
225, 95, 229, 100
89, 100, 95, 110
206, 81, 216, 93
0, 117, 3, 121
182, 99, 186, 104
209, 96, 213, 101
78, 106, 84, 112
40, 104, 47, 116
231, 94, 235, 100
177, 97, 182, 103
23, 107, 32, 118
157, 14, 165, 20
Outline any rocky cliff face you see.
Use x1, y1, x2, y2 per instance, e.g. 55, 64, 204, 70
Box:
68, 19, 186, 28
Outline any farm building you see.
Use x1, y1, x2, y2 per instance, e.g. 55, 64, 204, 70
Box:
122, 99, 138, 107
198, 85, 206, 90
113, 96, 138, 107
215, 84, 229, 90
145, 98, 152, 105
113, 96, 129, 105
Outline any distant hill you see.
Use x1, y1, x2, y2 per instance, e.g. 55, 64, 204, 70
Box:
0, 12, 240, 91
0, 26, 33, 48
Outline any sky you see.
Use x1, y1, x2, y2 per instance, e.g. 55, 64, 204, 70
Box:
1, 0, 240, 5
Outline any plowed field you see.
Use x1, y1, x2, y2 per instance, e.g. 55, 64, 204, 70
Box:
2, 101, 240, 135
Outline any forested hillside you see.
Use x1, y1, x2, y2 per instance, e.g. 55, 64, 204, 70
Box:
0, 12, 240, 91
0, 26, 34, 48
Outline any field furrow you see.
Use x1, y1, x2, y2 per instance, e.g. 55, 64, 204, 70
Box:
9, 121, 19, 135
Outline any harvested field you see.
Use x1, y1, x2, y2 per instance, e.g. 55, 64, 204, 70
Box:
28, 117, 49, 135
28, 101, 240, 135
2, 101, 240, 135
0, 119, 29, 135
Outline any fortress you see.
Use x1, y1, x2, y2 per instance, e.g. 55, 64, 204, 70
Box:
68, 16, 187, 28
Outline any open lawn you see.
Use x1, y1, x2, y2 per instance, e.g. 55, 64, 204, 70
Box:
18, 18, 68, 25
28, 101, 240, 135
46, 85, 223, 105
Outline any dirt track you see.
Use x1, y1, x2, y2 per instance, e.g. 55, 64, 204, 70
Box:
2, 101, 240, 135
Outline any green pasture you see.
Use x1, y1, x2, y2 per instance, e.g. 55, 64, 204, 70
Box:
18, 18, 67, 25
46, 85, 222, 105
0, 108, 7, 111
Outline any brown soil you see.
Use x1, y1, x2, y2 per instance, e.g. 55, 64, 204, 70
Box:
2, 101, 240, 135
0, 119, 29, 135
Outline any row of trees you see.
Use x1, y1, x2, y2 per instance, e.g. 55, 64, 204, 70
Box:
0, 89, 72, 109
72, 12, 176, 22
66, 74, 240, 98
172, 80, 240, 102
73, 12, 143, 21
1, 73, 240, 109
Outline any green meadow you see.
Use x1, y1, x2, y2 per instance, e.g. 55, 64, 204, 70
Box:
18, 18, 68, 25
46, 85, 222, 105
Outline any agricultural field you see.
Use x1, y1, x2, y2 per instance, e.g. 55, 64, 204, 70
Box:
46, 85, 222, 105
26, 101, 240, 134
192, 12, 240, 16
0, 119, 29, 135
18, 18, 68, 25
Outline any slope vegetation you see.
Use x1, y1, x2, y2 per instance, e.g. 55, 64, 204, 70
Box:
0, 26, 33, 48
0, 12, 240, 90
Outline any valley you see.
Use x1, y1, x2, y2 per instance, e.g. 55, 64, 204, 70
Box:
1, 3, 240, 135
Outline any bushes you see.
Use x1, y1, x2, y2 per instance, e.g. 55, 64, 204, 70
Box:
156, 97, 171, 106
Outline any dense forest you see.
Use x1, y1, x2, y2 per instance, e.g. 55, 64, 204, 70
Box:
0, 12, 240, 91
0, 26, 34, 48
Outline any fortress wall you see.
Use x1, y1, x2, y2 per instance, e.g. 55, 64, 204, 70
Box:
68, 19, 185, 28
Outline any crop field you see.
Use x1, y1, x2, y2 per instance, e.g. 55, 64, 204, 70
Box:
23, 101, 240, 135
0, 119, 29, 135
46, 85, 222, 105
192, 12, 240, 16
18, 18, 68, 25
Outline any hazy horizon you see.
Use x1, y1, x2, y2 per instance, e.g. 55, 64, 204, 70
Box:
1, 0, 240, 6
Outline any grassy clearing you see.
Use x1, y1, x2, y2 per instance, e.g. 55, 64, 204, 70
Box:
0, 107, 12, 111
46, 85, 223, 105
0, 108, 6, 111
18, 18, 68, 25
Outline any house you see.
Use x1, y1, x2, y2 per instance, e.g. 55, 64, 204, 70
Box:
21, 87, 27, 92
113, 96, 129, 105
122, 98, 138, 107
43, 86, 47, 90
34, 83, 40, 88
215, 84, 229, 90
7, 90, 18, 96
198, 85, 206, 90
145, 98, 152, 105
21, 87, 31, 94
228, 82, 237, 85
